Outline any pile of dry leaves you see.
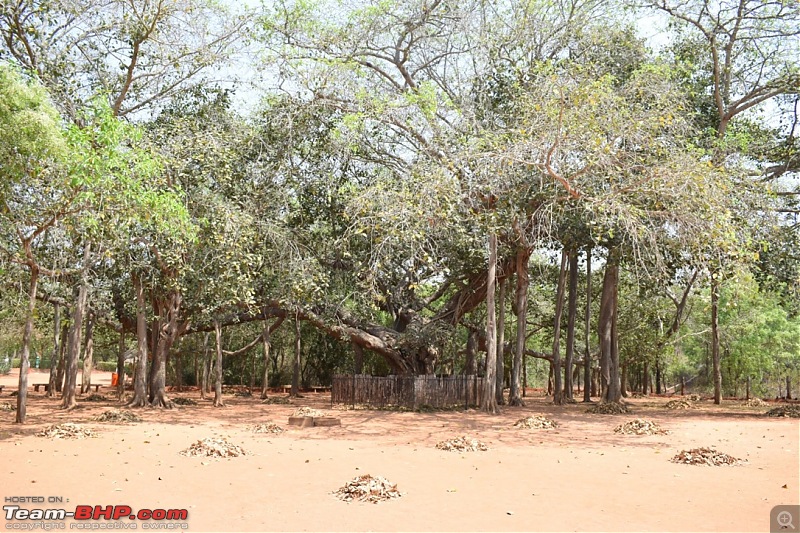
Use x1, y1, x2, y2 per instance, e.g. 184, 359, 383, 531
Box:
665, 399, 694, 410
81, 394, 109, 402
435, 436, 488, 452
262, 396, 291, 405
293, 407, 324, 417
250, 422, 284, 434
586, 402, 631, 415
1, 402, 15, 411
513, 415, 558, 429
94, 410, 141, 423
38, 423, 96, 439
180, 438, 247, 458
743, 398, 766, 407
671, 447, 744, 466
614, 418, 669, 435
172, 397, 197, 406
333, 475, 402, 504
765, 406, 800, 418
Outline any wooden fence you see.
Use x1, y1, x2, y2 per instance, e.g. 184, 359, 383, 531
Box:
331, 374, 484, 409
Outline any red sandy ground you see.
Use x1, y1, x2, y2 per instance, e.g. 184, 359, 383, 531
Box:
1, 369, 798, 533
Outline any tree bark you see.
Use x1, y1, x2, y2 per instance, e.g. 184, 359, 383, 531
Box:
116, 329, 125, 400
552, 249, 568, 405
291, 313, 301, 397
47, 302, 60, 399
127, 275, 149, 407
15, 268, 39, 423
598, 252, 621, 403
642, 362, 649, 395
711, 275, 722, 405
213, 320, 224, 407
583, 247, 592, 402
149, 291, 186, 408
353, 342, 364, 374
62, 243, 91, 410
55, 324, 67, 393
564, 248, 579, 401
464, 328, 478, 375
496, 277, 506, 405
80, 312, 95, 394
200, 332, 210, 399
621, 363, 629, 398
509, 247, 530, 406
261, 319, 272, 399
482, 233, 498, 414
787, 376, 791, 400
655, 358, 662, 395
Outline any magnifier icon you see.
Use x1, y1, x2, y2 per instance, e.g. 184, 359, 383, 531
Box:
778, 510, 796, 529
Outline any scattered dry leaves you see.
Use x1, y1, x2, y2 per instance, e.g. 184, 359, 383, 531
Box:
81, 394, 109, 402
262, 396, 291, 405
172, 397, 197, 406
743, 398, 766, 407
333, 475, 402, 504
1, 402, 15, 411
293, 407, 324, 417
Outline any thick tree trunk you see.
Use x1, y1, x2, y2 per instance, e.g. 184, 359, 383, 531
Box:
291, 314, 301, 397
127, 275, 149, 407
583, 248, 593, 402
116, 329, 125, 400
642, 362, 649, 395
149, 291, 187, 408
80, 313, 95, 394
655, 359, 662, 395
62, 243, 91, 410
496, 277, 506, 405
509, 248, 530, 406
261, 319, 272, 400
15, 268, 39, 423
787, 376, 791, 400
213, 320, 224, 407
552, 249, 568, 405
711, 276, 722, 405
464, 329, 478, 376
564, 248, 578, 401
47, 302, 60, 398
482, 233, 498, 414
353, 342, 364, 375
201, 332, 211, 398
598, 253, 621, 403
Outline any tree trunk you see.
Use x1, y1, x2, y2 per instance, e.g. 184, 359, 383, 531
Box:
642, 362, 648, 395
47, 302, 60, 399
15, 267, 39, 423
55, 324, 67, 393
598, 253, 621, 403
711, 275, 722, 405
213, 320, 224, 407
583, 247, 592, 402
552, 249, 568, 405
787, 376, 792, 400
261, 319, 272, 400
621, 363, 629, 398
291, 314, 301, 397
62, 243, 91, 410
496, 277, 506, 405
564, 248, 578, 401
353, 342, 364, 375
117, 329, 125, 400
201, 332, 210, 399
655, 359, 662, 395
464, 329, 477, 376
127, 275, 149, 407
80, 312, 95, 394
509, 247, 530, 406
482, 233, 498, 414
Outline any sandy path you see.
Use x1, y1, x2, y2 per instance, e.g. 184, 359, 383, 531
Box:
1, 370, 797, 532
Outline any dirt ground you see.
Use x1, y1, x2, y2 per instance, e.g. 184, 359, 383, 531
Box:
1, 369, 798, 533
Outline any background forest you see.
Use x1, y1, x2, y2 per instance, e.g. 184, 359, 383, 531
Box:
1, 0, 798, 422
